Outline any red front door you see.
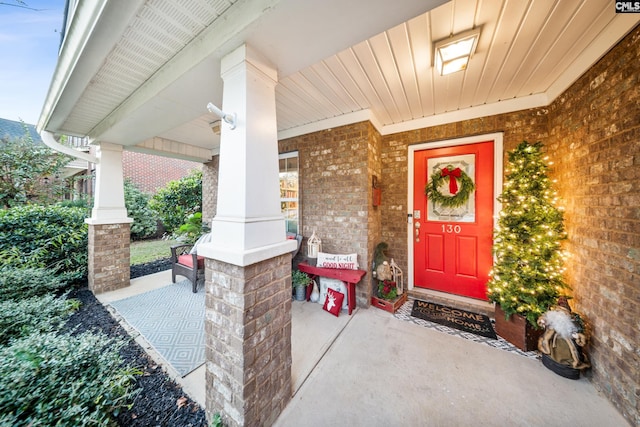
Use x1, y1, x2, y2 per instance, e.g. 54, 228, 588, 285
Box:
413, 141, 494, 300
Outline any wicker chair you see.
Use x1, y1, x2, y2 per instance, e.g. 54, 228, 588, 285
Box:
170, 244, 204, 293
288, 233, 303, 260
171, 233, 299, 293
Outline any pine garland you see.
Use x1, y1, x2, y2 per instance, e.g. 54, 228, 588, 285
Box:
486, 141, 570, 327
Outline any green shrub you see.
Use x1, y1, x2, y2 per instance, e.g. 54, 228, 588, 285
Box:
57, 198, 92, 211
0, 204, 88, 278
0, 267, 67, 302
174, 212, 208, 244
0, 332, 140, 426
0, 294, 79, 345
124, 180, 158, 240
0, 126, 71, 208
149, 169, 202, 233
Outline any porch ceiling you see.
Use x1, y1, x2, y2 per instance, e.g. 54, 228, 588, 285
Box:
38, 0, 639, 162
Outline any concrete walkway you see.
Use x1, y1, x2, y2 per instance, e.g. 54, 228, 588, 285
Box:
99, 271, 629, 427
275, 307, 628, 426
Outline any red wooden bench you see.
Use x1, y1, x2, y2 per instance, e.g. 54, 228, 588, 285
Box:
297, 262, 366, 315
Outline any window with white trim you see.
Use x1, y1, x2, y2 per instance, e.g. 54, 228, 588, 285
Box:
279, 151, 298, 234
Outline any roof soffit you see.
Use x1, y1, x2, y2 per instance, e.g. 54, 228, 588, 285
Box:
38, 0, 640, 156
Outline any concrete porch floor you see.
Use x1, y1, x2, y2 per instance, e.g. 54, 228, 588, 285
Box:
98, 270, 629, 427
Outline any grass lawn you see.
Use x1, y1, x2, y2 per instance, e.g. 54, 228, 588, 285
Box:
130, 238, 178, 265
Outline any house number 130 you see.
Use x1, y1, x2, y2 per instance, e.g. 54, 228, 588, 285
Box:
442, 224, 461, 234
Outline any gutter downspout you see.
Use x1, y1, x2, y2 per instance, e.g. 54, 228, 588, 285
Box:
39, 130, 98, 164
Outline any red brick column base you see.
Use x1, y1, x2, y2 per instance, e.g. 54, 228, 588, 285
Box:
205, 254, 292, 427
87, 223, 131, 294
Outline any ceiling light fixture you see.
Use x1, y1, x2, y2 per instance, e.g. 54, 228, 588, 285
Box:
206, 102, 236, 130
209, 120, 221, 136
434, 28, 480, 76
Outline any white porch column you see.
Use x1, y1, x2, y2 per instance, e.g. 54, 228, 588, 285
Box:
200, 45, 295, 427
85, 142, 133, 294
199, 45, 295, 265
87, 142, 131, 223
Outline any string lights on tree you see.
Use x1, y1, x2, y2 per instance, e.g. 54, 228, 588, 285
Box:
487, 141, 570, 327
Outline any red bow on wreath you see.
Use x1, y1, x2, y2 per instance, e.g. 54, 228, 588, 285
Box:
441, 167, 462, 195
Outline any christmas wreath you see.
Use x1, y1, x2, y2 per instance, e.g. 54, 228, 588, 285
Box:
425, 165, 475, 208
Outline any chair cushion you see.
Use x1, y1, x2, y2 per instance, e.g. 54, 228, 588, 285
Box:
178, 254, 204, 269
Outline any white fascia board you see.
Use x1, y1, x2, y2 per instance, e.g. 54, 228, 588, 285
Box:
38, 0, 144, 133
88, 0, 284, 141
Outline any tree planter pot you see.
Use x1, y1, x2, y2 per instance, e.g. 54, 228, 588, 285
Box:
494, 305, 543, 352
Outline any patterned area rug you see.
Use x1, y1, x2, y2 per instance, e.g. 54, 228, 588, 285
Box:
394, 298, 539, 360
109, 280, 205, 377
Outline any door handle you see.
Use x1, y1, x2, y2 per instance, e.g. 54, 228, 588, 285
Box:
414, 221, 420, 242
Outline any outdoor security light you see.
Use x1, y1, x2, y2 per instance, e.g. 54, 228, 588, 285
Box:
206, 102, 236, 130
434, 28, 480, 76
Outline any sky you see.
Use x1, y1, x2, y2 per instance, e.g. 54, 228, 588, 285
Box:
0, 0, 66, 125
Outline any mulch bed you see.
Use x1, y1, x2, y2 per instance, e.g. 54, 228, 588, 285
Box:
130, 257, 172, 279
61, 260, 207, 427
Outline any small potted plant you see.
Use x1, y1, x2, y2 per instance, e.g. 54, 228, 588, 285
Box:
377, 280, 397, 300
292, 270, 311, 301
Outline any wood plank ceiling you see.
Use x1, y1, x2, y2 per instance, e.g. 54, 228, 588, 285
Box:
275, 0, 626, 133
46, 0, 638, 159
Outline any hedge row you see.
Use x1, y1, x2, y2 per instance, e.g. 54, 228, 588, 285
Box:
0, 266, 139, 426
0, 331, 140, 426
0, 204, 88, 281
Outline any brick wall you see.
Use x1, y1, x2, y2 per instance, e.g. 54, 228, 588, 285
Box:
122, 151, 201, 194
367, 124, 383, 301
205, 254, 291, 426
547, 25, 639, 426
202, 156, 219, 227
279, 122, 378, 306
87, 223, 130, 293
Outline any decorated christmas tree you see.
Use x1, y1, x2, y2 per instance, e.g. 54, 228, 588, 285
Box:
487, 141, 570, 327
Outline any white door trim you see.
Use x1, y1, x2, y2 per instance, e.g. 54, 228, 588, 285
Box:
406, 132, 503, 290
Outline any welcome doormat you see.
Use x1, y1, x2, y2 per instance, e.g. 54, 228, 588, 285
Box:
109, 280, 204, 377
411, 299, 497, 339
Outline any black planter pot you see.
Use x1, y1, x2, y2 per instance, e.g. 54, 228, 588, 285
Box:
541, 353, 581, 380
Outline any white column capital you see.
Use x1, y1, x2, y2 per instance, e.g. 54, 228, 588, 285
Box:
221, 44, 278, 83
94, 141, 124, 152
